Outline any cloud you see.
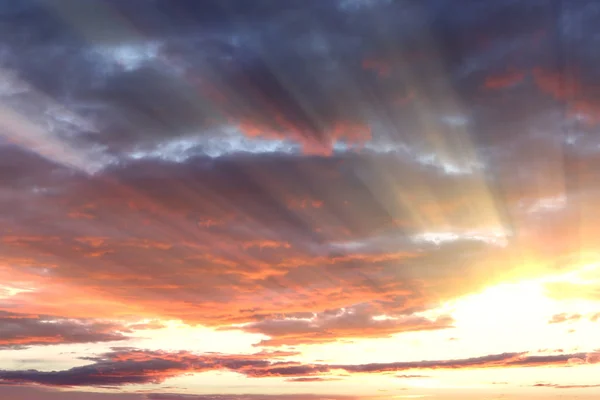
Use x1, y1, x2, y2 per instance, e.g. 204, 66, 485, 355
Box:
333, 352, 598, 373
0, 385, 359, 400
532, 383, 600, 389
3, 0, 600, 372
483, 70, 527, 90
238, 305, 453, 346
0, 149, 513, 344
127, 321, 167, 331
285, 377, 343, 382
0, 348, 322, 386
0, 311, 130, 350
1, 348, 598, 387
0, 385, 143, 400
145, 395, 359, 400
548, 313, 582, 324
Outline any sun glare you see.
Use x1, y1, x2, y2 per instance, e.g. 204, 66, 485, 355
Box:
452, 280, 553, 327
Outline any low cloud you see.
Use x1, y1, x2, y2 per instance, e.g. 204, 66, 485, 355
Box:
285, 377, 343, 382
0, 348, 598, 387
146, 395, 359, 400
0, 311, 130, 350
532, 383, 600, 389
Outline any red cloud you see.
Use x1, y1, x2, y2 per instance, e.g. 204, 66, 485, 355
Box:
483, 70, 526, 90
362, 58, 391, 77
237, 119, 371, 156
532, 68, 580, 100
530, 67, 600, 126
287, 198, 324, 210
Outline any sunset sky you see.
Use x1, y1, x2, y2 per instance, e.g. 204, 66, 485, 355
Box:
1, 0, 600, 399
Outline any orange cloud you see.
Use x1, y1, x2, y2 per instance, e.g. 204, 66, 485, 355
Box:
0, 226, 520, 345
0, 148, 581, 347
548, 313, 582, 324
240, 309, 453, 346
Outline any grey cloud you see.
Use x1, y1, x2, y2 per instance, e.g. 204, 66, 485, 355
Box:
0, 348, 596, 387
0, 0, 583, 167
0, 311, 129, 349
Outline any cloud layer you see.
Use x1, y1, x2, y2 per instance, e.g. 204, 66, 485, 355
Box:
0, 311, 130, 350
1, 348, 598, 387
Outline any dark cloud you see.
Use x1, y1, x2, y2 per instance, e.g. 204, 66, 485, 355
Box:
0, 310, 129, 349
0, 0, 586, 163
0, 348, 598, 387
333, 352, 597, 373
0, 385, 143, 400
0, 385, 359, 400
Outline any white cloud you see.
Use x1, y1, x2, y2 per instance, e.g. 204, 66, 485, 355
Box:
440, 114, 469, 127
90, 42, 161, 72
0, 285, 33, 299
127, 127, 299, 162
413, 230, 508, 247
523, 196, 567, 214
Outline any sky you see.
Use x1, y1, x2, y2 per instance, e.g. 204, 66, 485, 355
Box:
0, 0, 599, 399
